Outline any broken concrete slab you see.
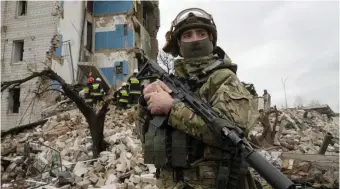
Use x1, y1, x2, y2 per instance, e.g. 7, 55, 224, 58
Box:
73, 162, 88, 177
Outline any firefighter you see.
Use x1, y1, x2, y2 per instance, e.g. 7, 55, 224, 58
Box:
118, 82, 129, 109
79, 76, 94, 106
90, 77, 104, 107
127, 69, 141, 105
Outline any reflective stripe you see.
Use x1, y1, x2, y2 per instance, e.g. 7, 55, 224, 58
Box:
85, 99, 93, 102
92, 84, 99, 90
90, 83, 104, 96
120, 90, 129, 96
83, 87, 89, 93
91, 93, 103, 96
130, 78, 140, 84
130, 91, 141, 94
119, 99, 129, 103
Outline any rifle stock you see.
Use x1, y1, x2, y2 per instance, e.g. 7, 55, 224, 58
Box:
136, 60, 295, 189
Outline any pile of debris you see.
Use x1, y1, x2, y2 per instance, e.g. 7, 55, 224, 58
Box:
1, 106, 158, 189
249, 107, 339, 188
1, 104, 339, 189
250, 108, 339, 155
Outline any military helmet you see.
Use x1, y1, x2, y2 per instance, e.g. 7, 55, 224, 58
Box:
162, 8, 217, 57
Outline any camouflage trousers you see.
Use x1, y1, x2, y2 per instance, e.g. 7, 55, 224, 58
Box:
156, 169, 212, 189
156, 167, 260, 189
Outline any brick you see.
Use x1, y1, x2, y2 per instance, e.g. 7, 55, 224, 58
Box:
1, 1, 58, 131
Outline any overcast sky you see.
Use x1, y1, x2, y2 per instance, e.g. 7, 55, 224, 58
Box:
157, 0, 339, 112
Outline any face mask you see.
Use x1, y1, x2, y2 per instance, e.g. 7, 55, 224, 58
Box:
179, 38, 213, 58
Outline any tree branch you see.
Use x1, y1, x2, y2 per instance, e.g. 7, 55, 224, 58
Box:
98, 99, 111, 119
1, 70, 50, 92
44, 69, 94, 117
157, 50, 174, 74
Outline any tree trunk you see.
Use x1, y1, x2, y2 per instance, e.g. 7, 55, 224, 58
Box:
254, 106, 279, 147
87, 115, 106, 156
87, 101, 110, 157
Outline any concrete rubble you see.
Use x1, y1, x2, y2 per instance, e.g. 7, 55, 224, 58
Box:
1, 105, 339, 188
1, 106, 158, 189
250, 108, 339, 155
249, 108, 339, 188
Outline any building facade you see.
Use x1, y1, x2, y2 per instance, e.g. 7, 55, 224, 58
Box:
1, 0, 160, 131
78, 0, 159, 90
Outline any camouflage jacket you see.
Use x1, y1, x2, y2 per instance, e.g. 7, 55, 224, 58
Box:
135, 53, 260, 188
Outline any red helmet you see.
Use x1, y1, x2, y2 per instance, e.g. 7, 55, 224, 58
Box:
87, 77, 94, 84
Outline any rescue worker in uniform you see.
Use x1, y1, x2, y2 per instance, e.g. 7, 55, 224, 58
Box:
135, 8, 260, 189
90, 77, 104, 107
127, 69, 142, 105
83, 76, 95, 106
117, 82, 130, 109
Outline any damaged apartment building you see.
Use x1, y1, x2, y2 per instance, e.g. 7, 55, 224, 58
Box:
1, 0, 160, 131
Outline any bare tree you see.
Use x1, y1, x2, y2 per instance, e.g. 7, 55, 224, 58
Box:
157, 50, 174, 74
250, 106, 280, 148
1, 68, 111, 157
294, 95, 305, 108
281, 77, 288, 108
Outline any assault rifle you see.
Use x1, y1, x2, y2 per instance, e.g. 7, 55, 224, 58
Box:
136, 60, 295, 189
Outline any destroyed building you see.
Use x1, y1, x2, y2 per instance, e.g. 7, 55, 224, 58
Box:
78, 0, 160, 90
1, 0, 160, 131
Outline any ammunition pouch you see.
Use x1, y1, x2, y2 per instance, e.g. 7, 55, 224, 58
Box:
143, 116, 171, 168
216, 163, 230, 189
171, 131, 189, 168
154, 128, 169, 167
143, 132, 155, 163
215, 150, 249, 189
141, 108, 247, 188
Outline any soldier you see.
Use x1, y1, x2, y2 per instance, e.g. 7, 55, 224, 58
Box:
135, 8, 260, 189
127, 69, 142, 104
263, 89, 271, 114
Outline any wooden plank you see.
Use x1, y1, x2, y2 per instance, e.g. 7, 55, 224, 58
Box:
281, 152, 339, 169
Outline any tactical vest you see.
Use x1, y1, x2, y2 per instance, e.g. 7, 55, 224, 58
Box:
142, 70, 248, 188
129, 76, 141, 94
118, 88, 129, 103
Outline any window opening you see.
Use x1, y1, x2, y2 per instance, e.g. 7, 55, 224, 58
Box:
12, 40, 24, 63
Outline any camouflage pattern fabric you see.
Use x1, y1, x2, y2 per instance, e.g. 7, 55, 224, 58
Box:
156, 168, 260, 189
169, 55, 259, 137
135, 54, 260, 189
